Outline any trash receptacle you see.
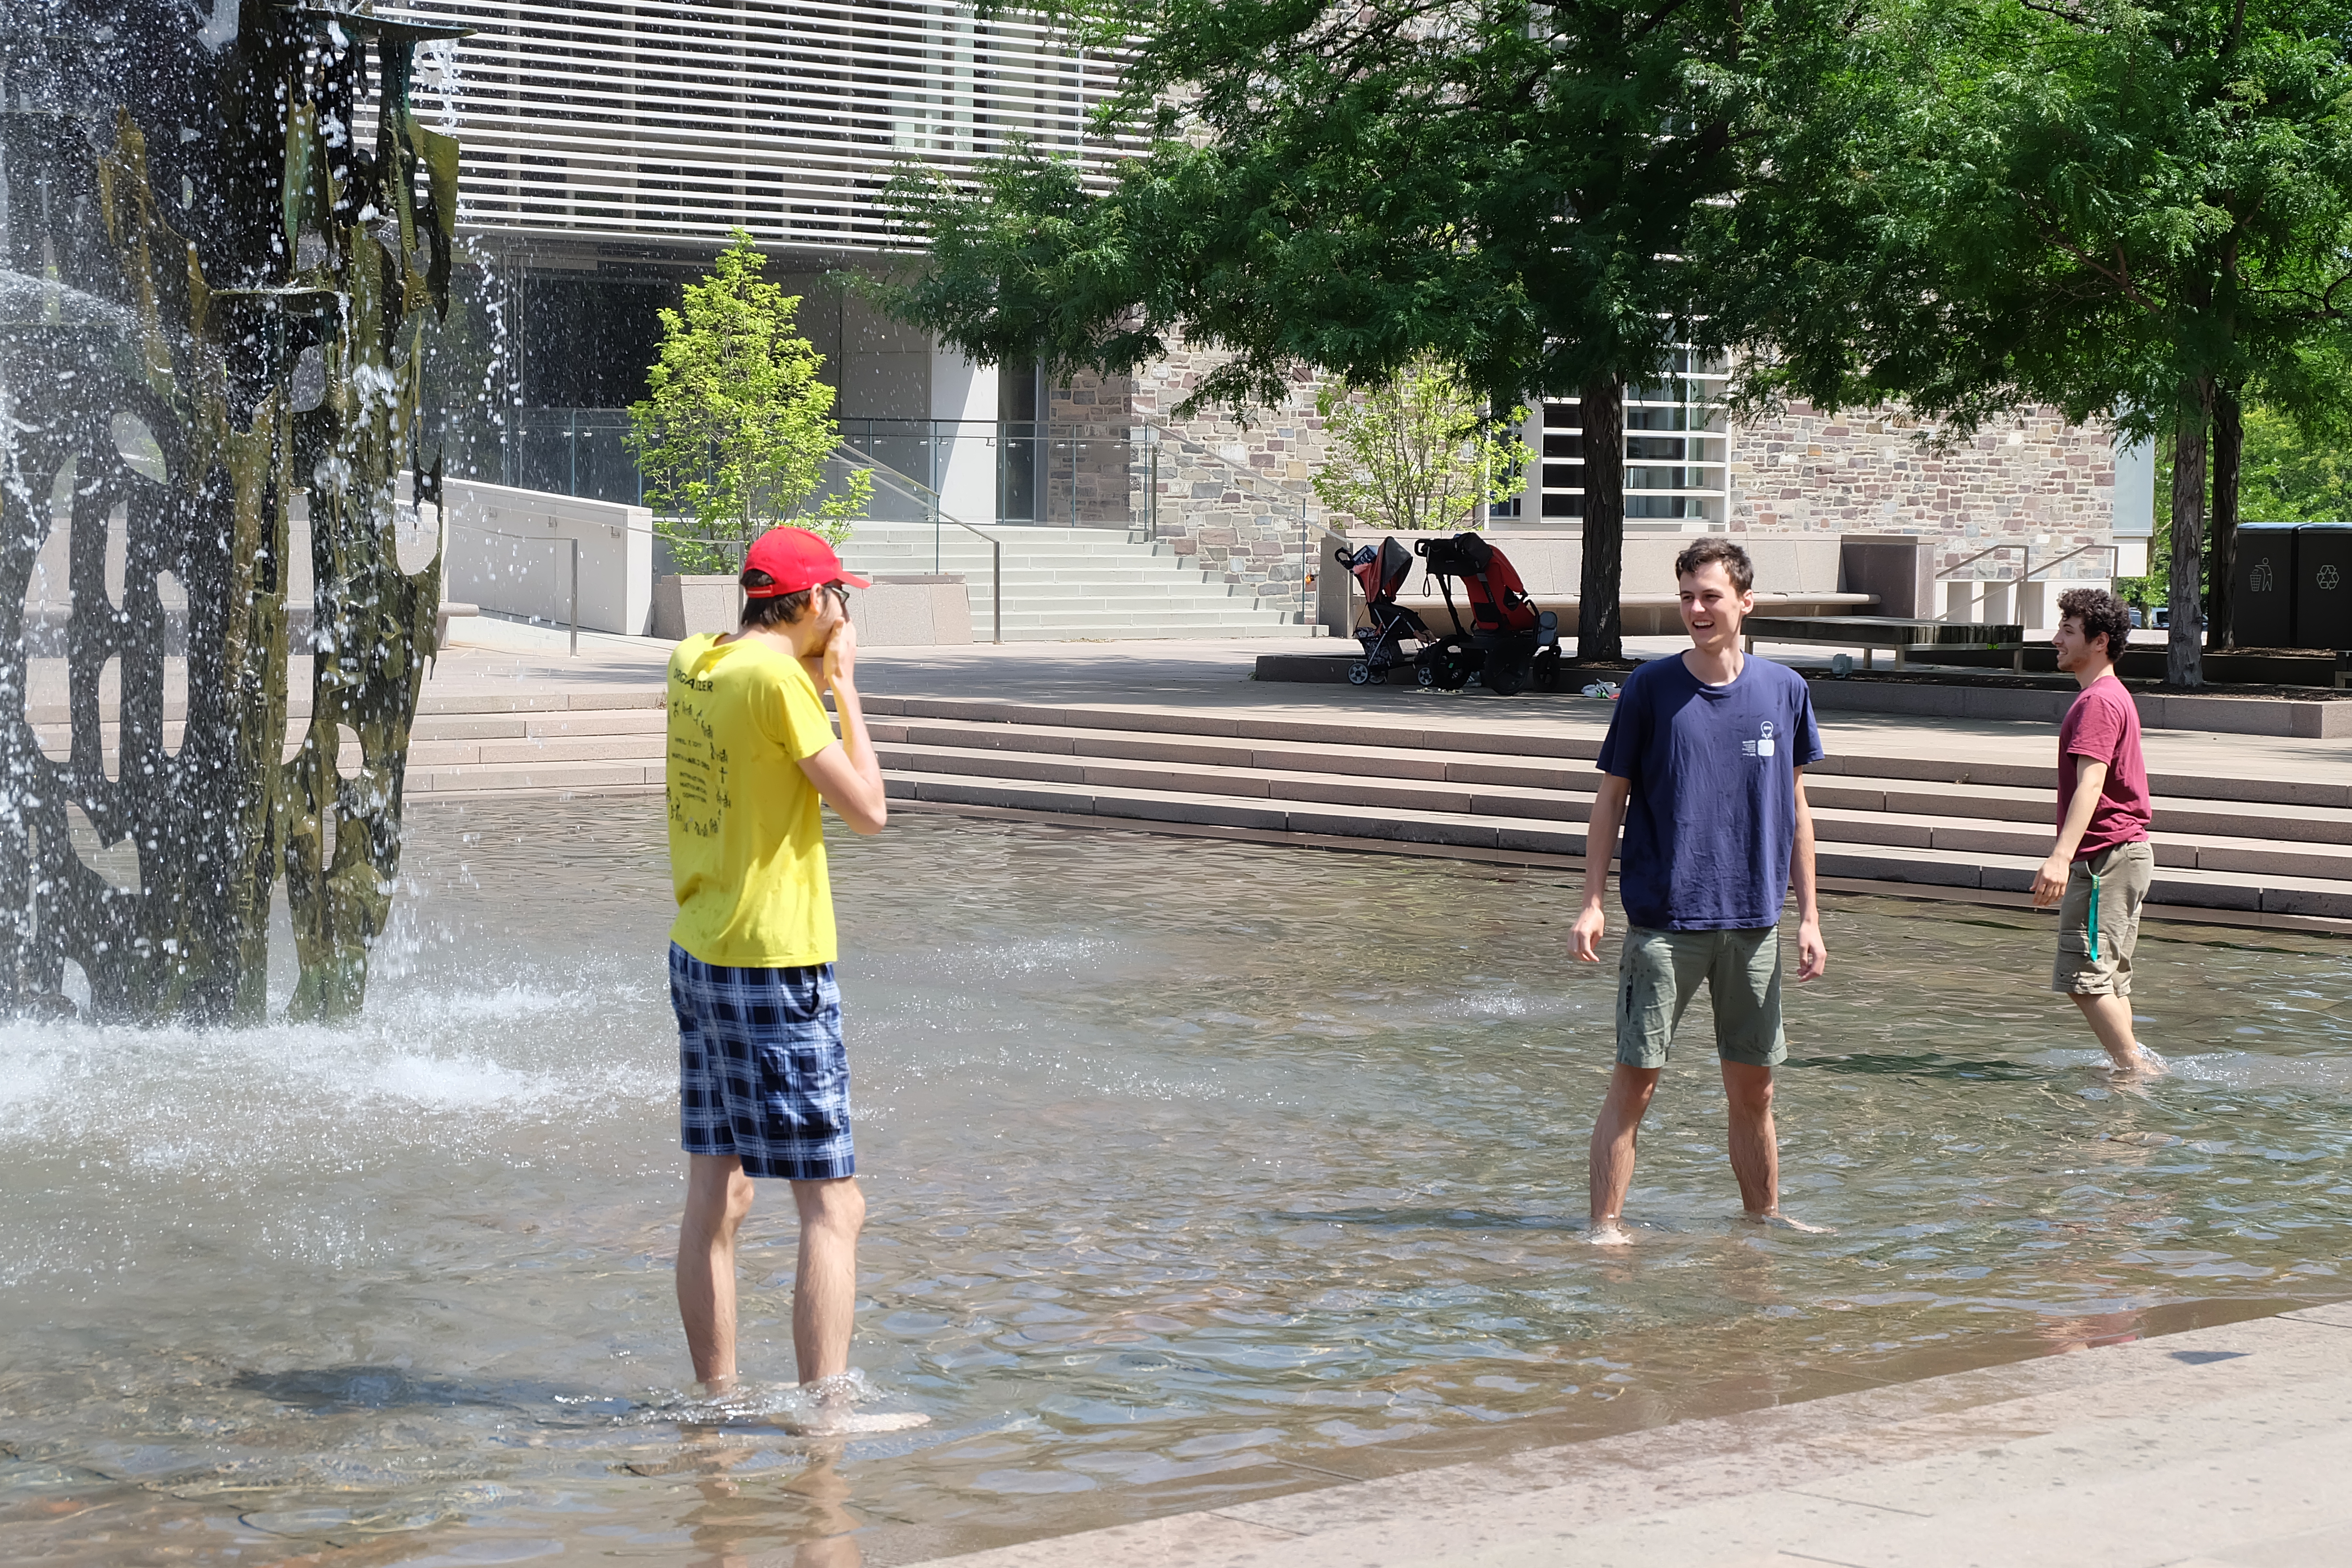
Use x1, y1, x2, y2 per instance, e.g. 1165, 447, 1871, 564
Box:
2232, 523, 2299, 646
2296, 524, 2352, 650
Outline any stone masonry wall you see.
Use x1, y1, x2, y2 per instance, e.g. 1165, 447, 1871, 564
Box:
1042, 370, 1138, 528
1128, 343, 1334, 619
1091, 353, 2122, 626
1726, 404, 2120, 589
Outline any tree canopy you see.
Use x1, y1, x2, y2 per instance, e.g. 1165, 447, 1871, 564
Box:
630, 230, 869, 573
1312, 355, 1531, 533
879, 0, 1847, 659
1731, 0, 2352, 678
880, 1, 2352, 679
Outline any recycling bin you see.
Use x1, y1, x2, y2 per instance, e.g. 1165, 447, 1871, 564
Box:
2296, 523, 2352, 650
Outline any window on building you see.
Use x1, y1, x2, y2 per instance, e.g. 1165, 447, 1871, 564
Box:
1533, 353, 1729, 527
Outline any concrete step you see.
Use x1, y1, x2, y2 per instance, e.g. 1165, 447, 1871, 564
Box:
407, 732, 667, 768
840, 522, 1312, 641
861, 697, 2349, 811
1809, 840, 2352, 919
853, 705, 2352, 919
408, 755, 663, 795
874, 765, 2352, 918
873, 741, 1588, 821
882, 769, 1592, 856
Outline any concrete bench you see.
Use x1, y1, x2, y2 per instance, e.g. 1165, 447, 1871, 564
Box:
1740, 614, 2024, 670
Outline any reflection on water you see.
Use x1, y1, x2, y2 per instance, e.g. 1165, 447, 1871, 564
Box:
1, 803, 2347, 1564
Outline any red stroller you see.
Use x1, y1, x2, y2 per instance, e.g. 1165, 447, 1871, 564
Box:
1413, 532, 1562, 694
1334, 536, 1431, 684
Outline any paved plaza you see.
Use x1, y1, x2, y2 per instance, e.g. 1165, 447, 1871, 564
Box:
903, 1304, 2352, 1568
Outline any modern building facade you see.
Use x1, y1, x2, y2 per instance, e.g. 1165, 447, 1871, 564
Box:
398, 2, 2150, 620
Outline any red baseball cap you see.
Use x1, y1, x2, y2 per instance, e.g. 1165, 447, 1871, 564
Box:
742, 527, 870, 597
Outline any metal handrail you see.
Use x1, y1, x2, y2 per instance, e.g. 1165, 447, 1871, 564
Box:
1936, 539, 2122, 589
2023, 542, 2120, 581
1137, 420, 1340, 620
445, 520, 578, 655
829, 441, 1004, 645
1935, 542, 2026, 580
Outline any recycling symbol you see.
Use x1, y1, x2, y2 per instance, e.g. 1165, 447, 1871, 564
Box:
2322, 564, 2344, 591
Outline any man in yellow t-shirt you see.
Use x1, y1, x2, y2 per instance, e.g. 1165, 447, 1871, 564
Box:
664, 526, 898, 1421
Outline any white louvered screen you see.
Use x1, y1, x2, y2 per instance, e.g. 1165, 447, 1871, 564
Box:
386, 2, 1129, 254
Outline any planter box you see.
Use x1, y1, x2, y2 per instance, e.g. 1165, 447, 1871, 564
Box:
649, 572, 971, 645
648, 575, 741, 641
854, 575, 972, 645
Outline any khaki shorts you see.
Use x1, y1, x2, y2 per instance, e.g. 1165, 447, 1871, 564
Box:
1616, 926, 1787, 1068
2052, 841, 2153, 996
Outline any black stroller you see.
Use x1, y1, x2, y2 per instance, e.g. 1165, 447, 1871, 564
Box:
1333, 536, 1431, 685
1412, 532, 1562, 694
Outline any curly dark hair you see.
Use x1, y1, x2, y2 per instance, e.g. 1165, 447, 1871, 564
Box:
738, 568, 817, 629
2057, 586, 2131, 658
1673, 537, 1755, 594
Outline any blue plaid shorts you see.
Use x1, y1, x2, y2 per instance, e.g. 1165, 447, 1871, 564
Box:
669, 943, 854, 1180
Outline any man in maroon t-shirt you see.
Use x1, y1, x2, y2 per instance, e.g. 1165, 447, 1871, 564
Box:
2030, 588, 2162, 1076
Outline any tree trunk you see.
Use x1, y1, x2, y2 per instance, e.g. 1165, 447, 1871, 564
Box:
2207, 387, 2242, 650
2167, 380, 2213, 686
1575, 377, 1626, 663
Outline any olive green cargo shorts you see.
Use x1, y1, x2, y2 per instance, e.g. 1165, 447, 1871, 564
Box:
2053, 841, 2153, 996
1616, 926, 1787, 1068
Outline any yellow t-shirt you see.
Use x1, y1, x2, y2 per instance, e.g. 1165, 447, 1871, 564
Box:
664, 633, 839, 968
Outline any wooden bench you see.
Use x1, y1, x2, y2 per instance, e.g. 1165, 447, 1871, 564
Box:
1740, 614, 2026, 670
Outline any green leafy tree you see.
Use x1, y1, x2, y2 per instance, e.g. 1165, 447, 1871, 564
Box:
1731, 0, 2352, 681
630, 230, 870, 573
877, 2, 1847, 660
1313, 356, 1531, 532
2236, 401, 2352, 522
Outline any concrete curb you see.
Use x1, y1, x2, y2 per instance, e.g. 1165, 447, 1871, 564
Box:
1254, 653, 2352, 737
896, 1300, 2352, 1568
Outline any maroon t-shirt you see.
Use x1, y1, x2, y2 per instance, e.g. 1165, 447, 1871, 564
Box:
2056, 674, 2153, 858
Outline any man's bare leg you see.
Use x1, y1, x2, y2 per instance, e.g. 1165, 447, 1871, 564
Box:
791, 1176, 866, 1388
1721, 1061, 1780, 1217
2070, 991, 2162, 1076
1724, 1061, 1827, 1230
678, 1154, 757, 1392
1588, 1064, 1661, 1242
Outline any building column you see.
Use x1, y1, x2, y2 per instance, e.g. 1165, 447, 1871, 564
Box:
2112, 429, 2156, 578
930, 344, 999, 526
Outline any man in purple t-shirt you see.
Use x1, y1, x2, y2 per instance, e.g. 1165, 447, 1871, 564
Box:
2031, 587, 2162, 1077
1571, 539, 1829, 1243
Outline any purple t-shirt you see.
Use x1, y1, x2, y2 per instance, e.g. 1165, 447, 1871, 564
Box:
1596, 655, 1825, 931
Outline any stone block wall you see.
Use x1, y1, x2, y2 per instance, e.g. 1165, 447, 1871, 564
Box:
1082, 352, 2125, 631
1726, 404, 2119, 588
1128, 343, 1334, 618
1041, 369, 1139, 528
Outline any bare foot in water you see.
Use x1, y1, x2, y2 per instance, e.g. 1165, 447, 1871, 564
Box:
781, 1373, 932, 1437
784, 1408, 931, 1437
1744, 1211, 1833, 1235
1587, 1219, 1636, 1246
2110, 1046, 2168, 1080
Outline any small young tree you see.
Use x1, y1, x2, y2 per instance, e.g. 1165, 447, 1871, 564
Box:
1313, 356, 1531, 531
629, 229, 870, 573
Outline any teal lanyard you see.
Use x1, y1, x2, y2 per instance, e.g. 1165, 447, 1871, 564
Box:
2087, 872, 2102, 962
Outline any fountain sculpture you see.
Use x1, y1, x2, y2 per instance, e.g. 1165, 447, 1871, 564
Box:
0, 2, 460, 1022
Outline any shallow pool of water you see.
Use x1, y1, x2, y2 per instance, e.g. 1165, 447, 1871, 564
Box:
2, 804, 2348, 1565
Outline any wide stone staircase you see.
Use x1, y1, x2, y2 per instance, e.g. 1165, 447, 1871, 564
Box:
46, 690, 2352, 926
836, 521, 1313, 642
853, 700, 2352, 923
